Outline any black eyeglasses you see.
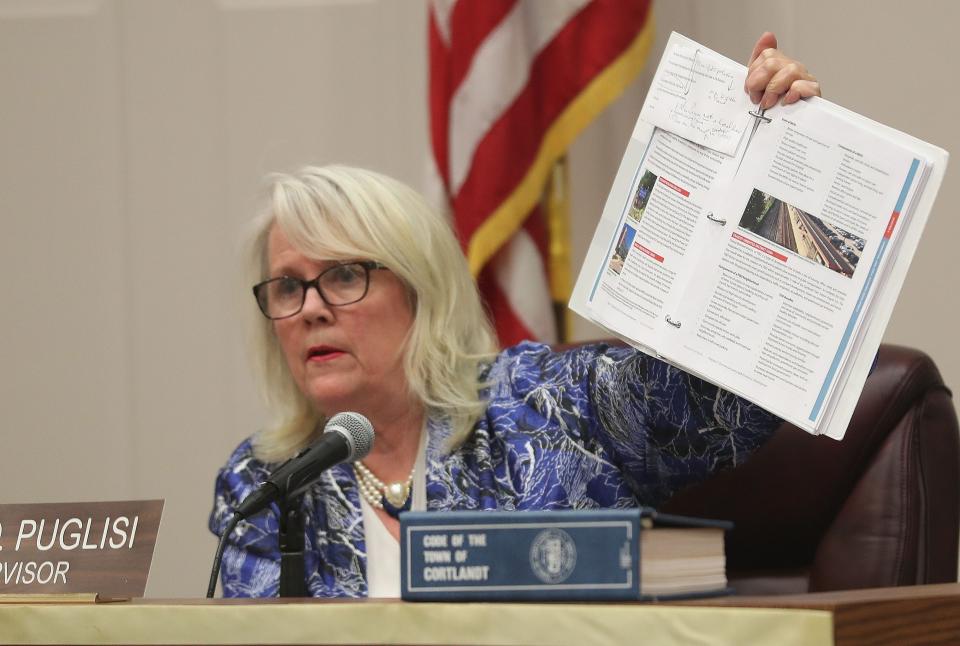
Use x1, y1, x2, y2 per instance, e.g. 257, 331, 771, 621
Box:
252, 261, 387, 320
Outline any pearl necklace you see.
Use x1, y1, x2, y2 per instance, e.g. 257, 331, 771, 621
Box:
354, 461, 414, 518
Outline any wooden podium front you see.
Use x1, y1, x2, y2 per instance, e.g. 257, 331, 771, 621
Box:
2, 583, 958, 645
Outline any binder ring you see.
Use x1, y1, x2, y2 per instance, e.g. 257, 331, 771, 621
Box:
665, 315, 682, 329
706, 212, 727, 225
748, 107, 772, 123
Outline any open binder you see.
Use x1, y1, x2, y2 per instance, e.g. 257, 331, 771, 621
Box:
571, 32, 947, 439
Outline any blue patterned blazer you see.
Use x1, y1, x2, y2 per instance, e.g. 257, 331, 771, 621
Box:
210, 342, 780, 597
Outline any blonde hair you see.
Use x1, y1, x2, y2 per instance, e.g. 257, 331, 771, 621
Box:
246, 165, 498, 461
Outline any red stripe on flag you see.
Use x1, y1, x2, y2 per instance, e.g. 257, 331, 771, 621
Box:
428, 9, 452, 190
452, 0, 651, 244
477, 264, 535, 347
447, 0, 516, 94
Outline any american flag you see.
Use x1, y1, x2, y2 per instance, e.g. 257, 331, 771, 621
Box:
428, 0, 653, 346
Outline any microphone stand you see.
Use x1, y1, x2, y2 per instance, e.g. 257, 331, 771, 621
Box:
208, 411, 375, 598
278, 493, 307, 597
206, 497, 308, 599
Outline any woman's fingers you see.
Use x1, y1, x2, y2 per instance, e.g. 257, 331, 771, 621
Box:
744, 40, 820, 108
745, 49, 782, 103
747, 31, 778, 67
760, 63, 818, 107
780, 79, 822, 106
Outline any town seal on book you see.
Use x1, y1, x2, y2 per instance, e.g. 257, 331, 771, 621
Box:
529, 528, 577, 584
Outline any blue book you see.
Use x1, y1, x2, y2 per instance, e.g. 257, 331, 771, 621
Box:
400, 508, 732, 601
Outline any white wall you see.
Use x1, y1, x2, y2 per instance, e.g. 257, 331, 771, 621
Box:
0, 0, 956, 597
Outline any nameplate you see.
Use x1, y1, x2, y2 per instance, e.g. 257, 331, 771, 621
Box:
0, 499, 163, 598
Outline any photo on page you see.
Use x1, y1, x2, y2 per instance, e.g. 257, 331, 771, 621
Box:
608, 224, 638, 275
629, 170, 658, 223
738, 188, 866, 278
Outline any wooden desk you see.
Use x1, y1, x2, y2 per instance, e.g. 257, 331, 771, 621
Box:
694, 583, 960, 645
1, 583, 957, 645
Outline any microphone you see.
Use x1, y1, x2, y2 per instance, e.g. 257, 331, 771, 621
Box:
234, 412, 374, 519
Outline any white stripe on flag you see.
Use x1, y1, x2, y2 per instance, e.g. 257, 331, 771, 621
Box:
424, 156, 453, 223
493, 229, 557, 343
447, 0, 589, 195
429, 0, 456, 46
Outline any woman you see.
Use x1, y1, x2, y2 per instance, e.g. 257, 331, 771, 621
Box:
211, 33, 819, 598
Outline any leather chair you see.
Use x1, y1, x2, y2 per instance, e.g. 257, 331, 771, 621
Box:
660, 344, 960, 594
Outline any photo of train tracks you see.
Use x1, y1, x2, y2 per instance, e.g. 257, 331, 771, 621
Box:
738, 188, 867, 278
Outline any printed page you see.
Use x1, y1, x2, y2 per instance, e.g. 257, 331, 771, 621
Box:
573, 32, 751, 353
572, 32, 946, 439
664, 98, 926, 433
810, 103, 947, 438
569, 118, 658, 351
582, 128, 741, 350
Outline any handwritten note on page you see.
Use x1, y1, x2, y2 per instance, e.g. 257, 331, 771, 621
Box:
640, 33, 753, 156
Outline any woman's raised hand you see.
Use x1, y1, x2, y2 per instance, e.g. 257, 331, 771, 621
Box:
745, 32, 821, 109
